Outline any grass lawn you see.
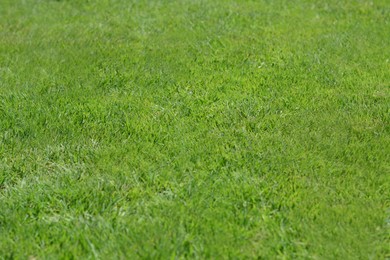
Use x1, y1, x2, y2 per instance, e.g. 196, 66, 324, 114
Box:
0, 0, 389, 258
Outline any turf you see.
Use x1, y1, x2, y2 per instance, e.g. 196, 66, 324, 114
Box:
0, 0, 389, 259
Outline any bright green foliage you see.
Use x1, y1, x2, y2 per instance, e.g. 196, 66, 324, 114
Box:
0, 0, 389, 259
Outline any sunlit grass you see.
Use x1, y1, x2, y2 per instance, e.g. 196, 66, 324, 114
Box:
0, 0, 389, 258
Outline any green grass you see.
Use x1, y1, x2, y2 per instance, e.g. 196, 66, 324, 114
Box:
0, 0, 389, 258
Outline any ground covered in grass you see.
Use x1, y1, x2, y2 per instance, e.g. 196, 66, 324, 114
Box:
0, 0, 389, 258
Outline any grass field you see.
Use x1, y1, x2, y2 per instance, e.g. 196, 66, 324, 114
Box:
0, 0, 389, 258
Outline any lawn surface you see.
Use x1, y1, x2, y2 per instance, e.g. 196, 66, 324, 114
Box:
0, 0, 389, 259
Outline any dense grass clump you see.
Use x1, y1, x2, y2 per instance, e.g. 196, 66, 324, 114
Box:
0, 0, 389, 258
